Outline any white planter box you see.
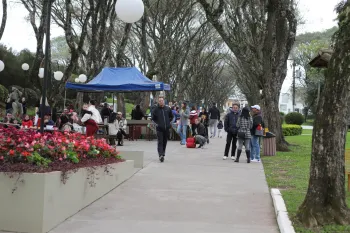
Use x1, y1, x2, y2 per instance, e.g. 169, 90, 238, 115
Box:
0, 160, 135, 233
119, 150, 144, 168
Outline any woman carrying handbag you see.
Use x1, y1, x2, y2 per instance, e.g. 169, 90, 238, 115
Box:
235, 107, 253, 163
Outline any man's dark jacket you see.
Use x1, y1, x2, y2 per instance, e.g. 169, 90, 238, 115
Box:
209, 106, 220, 120
224, 111, 240, 134
151, 105, 173, 131
196, 122, 206, 137
251, 114, 264, 135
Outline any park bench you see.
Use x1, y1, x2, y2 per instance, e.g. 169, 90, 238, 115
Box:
346, 149, 350, 192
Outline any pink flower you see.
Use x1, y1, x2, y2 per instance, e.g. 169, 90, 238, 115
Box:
59, 157, 63, 161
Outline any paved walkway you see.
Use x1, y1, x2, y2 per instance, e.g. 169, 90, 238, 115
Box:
302, 125, 313, 130
50, 137, 278, 233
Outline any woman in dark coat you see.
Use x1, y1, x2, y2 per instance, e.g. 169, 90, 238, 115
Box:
198, 107, 209, 138
131, 105, 146, 120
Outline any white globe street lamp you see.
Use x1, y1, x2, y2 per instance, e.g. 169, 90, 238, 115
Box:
22, 63, 29, 71
78, 74, 87, 83
74, 78, 80, 83
0, 60, 4, 72
115, 0, 144, 24
38, 68, 44, 78
54, 71, 64, 81
22, 63, 30, 96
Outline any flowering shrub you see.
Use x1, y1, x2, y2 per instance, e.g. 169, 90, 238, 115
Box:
0, 126, 121, 168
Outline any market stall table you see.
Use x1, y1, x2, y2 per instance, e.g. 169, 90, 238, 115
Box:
127, 120, 154, 141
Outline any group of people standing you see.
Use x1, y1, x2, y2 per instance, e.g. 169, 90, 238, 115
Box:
151, 97, 224, 162
223, 104, 264, 163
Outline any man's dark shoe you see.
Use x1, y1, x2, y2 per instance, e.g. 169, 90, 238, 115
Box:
159, 155, 165, 162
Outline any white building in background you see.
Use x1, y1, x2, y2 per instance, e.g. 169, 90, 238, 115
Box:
224, 97, 248, 111
279, 92, 305, 114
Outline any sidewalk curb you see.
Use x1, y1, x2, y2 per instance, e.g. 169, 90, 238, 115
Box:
271, 188, 296, 233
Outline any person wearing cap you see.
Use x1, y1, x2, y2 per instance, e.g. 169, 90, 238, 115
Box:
152, 96, 174, 162
250, 105, 264, 162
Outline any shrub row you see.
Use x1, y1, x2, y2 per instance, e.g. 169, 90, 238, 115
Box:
282, 124, 302, 136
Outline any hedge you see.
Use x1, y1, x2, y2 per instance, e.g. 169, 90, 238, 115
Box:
0, 84, 8, 102
285, 112, 304, 125
282, 124, 302, 136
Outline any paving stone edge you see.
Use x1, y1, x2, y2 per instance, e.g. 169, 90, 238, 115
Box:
271, 188, 296, 233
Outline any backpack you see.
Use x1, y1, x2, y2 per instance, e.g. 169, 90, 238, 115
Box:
186, 137, 196, 148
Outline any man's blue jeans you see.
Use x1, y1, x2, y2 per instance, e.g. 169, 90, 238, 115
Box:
177, 124, 187, 144
250, 135, 260, 160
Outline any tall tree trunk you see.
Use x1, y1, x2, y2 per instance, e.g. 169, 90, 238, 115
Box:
197, 0, 296, 151
117, 93, 126, 116
0, 0, 7, 40
49, 0, 92, 106
75, 92, 84, 114
261, 79, 287, 151
297, 1, 350, 227
115, 23, 132, 117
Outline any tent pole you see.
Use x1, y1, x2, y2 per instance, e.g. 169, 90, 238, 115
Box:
63, 87, 66, 110
112, 93, 114, 110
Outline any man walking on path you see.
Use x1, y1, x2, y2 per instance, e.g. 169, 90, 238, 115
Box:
208, 102, 220, 138
151, 97, 173, 162
223, 104, 240, 160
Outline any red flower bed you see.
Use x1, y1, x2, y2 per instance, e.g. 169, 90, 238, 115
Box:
0, 126, 123, 173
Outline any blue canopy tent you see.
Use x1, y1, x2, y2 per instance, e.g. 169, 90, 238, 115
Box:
65, 67, 170, 92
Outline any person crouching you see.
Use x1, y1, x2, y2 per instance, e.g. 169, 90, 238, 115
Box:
194, 118, 209, 148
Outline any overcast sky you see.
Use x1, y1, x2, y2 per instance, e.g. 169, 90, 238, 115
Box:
0, 0, 340, 93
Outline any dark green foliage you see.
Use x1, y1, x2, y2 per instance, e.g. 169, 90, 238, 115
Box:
285, 112, 304, 125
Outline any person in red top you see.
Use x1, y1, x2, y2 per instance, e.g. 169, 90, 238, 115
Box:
22, 114, 33, 128
189, 106, 199, 136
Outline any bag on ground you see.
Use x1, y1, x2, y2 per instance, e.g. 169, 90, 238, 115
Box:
186, 137, 196, 148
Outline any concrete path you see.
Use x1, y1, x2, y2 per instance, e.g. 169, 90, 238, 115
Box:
50, 137, 278, 233
302, 125, 313, 130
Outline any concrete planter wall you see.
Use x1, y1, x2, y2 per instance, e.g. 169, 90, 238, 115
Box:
0, 160, 135, 233
119, 150, 144, 168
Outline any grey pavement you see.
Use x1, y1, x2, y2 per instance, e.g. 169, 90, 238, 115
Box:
48, 137, 278, 233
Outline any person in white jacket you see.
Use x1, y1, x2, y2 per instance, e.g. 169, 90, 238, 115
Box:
81, 100, 102, 124
108, 112, 119, 145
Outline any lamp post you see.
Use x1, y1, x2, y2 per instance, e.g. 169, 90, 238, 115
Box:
37, 0, 144, 133
115, 0, 144, 23
21, 63, 30, 97
39, 0, 54, 134
292, 61, 296, 112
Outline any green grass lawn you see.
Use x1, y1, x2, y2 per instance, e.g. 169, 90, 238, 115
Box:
302, 129, 313, 135
263, 132, 350, 233
303, 119, 314, 126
